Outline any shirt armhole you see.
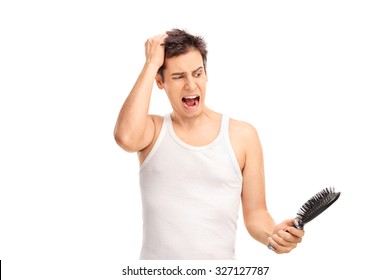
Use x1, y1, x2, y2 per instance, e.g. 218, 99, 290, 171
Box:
222, 115, 243, 182
139, 114, 169, 171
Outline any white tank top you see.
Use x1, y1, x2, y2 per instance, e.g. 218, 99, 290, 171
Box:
139, 114, 243, 260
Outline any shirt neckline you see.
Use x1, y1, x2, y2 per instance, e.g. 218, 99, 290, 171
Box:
166, 114, 225, 151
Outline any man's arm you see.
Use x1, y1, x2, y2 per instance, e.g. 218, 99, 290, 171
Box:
237, 122, 275, 244
237, 121, 304, 253
114, 34, 167, 152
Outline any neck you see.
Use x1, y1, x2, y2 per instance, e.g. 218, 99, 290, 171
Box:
170, 107, 219, 129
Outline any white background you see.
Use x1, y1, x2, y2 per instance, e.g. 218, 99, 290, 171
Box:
1, 0, 389, 279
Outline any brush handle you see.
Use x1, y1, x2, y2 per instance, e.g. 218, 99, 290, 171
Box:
293, 218, 304, 230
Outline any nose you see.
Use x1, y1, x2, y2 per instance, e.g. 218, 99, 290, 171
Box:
185, 76, 197, 91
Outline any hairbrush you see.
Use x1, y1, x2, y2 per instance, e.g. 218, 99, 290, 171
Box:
293, 187, 341, 230
268, 187, 341, 251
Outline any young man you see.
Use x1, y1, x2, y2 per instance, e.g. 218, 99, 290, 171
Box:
114, 29, 304, 260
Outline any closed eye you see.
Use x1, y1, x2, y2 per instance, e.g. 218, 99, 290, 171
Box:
172, 75, 184, 79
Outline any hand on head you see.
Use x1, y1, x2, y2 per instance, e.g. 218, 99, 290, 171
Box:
144, 33, 168, 68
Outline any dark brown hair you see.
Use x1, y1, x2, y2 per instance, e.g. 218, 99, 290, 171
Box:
157, 28, 208, 81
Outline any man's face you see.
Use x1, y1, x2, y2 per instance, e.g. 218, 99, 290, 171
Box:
157, 49, 207, 118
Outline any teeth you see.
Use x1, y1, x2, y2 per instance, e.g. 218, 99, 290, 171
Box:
183, 95, 198, 99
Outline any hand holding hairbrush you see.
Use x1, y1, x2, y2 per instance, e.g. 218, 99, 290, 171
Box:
268, 187, 341, 251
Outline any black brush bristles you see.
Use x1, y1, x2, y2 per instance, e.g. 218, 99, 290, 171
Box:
293, 187, 341, 229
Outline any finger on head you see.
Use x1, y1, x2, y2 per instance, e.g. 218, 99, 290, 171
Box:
160, 33, 168, 44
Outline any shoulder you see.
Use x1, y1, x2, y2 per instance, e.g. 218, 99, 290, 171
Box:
229, 118, 260, 141
228, 117, 262, 170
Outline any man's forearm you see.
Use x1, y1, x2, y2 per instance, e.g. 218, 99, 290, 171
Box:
244, 210, 275, 245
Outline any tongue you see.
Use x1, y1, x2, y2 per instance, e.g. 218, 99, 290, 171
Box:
184, 98, 196, 106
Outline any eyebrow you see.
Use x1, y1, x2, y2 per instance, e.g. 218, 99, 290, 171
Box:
171, 66, 203, 77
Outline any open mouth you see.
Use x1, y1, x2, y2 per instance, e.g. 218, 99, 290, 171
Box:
181, 95, 200, 109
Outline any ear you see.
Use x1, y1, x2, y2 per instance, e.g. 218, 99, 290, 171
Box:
155, 74, 164, 89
